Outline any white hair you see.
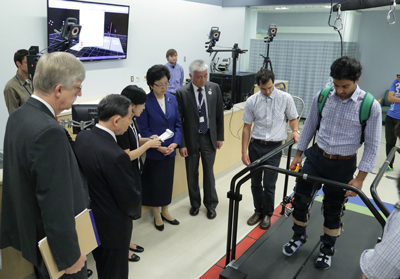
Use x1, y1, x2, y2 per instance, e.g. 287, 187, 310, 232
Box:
33, 52, 85, 95
189, 60, 208, 75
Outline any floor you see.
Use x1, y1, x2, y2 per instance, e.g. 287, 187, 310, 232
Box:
26, 126, 400, 279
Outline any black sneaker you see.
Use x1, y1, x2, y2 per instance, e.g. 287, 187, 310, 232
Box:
315, 243, 335, 270
282, 233, 307, 256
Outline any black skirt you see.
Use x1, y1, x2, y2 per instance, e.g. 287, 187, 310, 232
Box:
141, 156, 175, 206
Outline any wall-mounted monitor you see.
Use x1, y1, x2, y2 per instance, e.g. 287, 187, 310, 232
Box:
47, 0, 130, 61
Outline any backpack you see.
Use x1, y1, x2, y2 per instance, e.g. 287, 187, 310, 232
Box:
317, 86, 375, 144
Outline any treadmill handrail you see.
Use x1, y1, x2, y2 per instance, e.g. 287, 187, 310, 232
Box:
225, 139, 295, 266
225, 155, 387, 266
251, 165, 386, 228
370, 146, 400, 218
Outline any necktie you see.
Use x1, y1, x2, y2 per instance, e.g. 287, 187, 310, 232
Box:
198, 88, 208, 134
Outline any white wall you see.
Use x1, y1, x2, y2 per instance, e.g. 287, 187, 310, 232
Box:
0, 0, 247, 150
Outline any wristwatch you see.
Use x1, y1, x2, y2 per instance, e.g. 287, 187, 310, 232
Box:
294, 130, 301, 135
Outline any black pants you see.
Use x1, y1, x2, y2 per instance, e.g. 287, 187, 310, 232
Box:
248, 140, 282, 216
92, 245, 129, 279
292, 144, 356, 248
185, 132, 218, 210
385, 114, 400, 168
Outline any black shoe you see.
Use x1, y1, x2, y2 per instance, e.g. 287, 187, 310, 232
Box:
128, 253, 140, 262
87, 269, 93, 278
260, 215, 271, 230
129, 244, 144, 253
161, 214, 180, 225
207, 208, 217, 219
189, 207, 199, 216
247, 212, 262, 226
154, 218, 164, 231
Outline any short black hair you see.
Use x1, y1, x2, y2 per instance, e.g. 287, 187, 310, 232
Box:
14, 49, 28, 68
166, 49, 177, 58
256, 69, 275, 86
121, 85, 147, 105
146, 64, 170, 88
97, 94, 131, 122
330, 56, 362, 82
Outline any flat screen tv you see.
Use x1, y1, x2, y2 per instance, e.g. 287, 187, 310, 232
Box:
47, 0, 130, 61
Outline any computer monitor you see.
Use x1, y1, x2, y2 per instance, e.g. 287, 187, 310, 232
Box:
47, 0, 130, 61
71, 104, 98, 134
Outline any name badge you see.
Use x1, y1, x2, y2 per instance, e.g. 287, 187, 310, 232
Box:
199, 116, 205, 123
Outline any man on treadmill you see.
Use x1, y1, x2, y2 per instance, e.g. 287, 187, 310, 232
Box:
282, 56, 381, 270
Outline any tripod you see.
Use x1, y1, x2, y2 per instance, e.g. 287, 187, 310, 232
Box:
260, 37, 273, 72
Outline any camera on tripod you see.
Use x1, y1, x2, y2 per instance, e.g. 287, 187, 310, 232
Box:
264, 24, 278, 42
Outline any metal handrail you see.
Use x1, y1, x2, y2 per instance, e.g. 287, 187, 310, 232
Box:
225, 139, 295, 266
370, 146, 400, 218
224, 145, 388, 267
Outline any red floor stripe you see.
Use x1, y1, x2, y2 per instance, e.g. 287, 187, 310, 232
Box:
201, 209, 284, 279
199, 265, 224, 279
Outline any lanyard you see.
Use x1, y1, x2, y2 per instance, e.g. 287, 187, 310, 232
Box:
15, 75, 32, 96
129, 123, 140, 170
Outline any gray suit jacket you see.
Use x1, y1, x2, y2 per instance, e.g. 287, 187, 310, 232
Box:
176, 81, 224, 154
0, 97, 89, 270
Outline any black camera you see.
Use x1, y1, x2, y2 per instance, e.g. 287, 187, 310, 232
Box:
268, 24, 277, 39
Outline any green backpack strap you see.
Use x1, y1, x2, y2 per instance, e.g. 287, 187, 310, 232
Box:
359, 91, 374, 144
318, 86, 332, 116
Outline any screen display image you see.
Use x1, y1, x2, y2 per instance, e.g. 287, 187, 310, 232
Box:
47, 0, 129, 61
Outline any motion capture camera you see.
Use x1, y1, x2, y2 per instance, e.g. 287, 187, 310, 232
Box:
60, 18, 82, 43
267, 24, 277, 39
206, 27, 221, 51
54, 17, 82, 50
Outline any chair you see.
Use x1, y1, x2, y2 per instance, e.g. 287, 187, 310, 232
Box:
379, 89, 390, 123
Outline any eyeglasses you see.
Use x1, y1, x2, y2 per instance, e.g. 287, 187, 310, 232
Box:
397, 74, 400, 77
153, 82, 169, 89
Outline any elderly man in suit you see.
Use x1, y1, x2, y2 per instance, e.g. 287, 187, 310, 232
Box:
73, 94, 141, 279
176, 59, 224, 219
0, 52, 88, 279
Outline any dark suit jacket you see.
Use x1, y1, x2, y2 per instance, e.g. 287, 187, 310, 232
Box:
136, 91, 182, 160
176, 81, 224, 154
73, 126, 141, 249
0, 97, 89, 270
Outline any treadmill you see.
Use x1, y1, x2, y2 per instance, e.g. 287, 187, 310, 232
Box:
220, 140, 396, 279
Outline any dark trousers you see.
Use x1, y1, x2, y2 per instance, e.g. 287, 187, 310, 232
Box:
385, 114, 400, 168
92, 245, 129, 279
292, 144, 356, 248
34, 253, 87, 279
248, 140, 282, 216
185, 132, 218, 210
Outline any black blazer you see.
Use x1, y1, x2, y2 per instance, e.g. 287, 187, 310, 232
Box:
73, 126, 141, 249
176, 81, 224, 154
0, 97, 89, 270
